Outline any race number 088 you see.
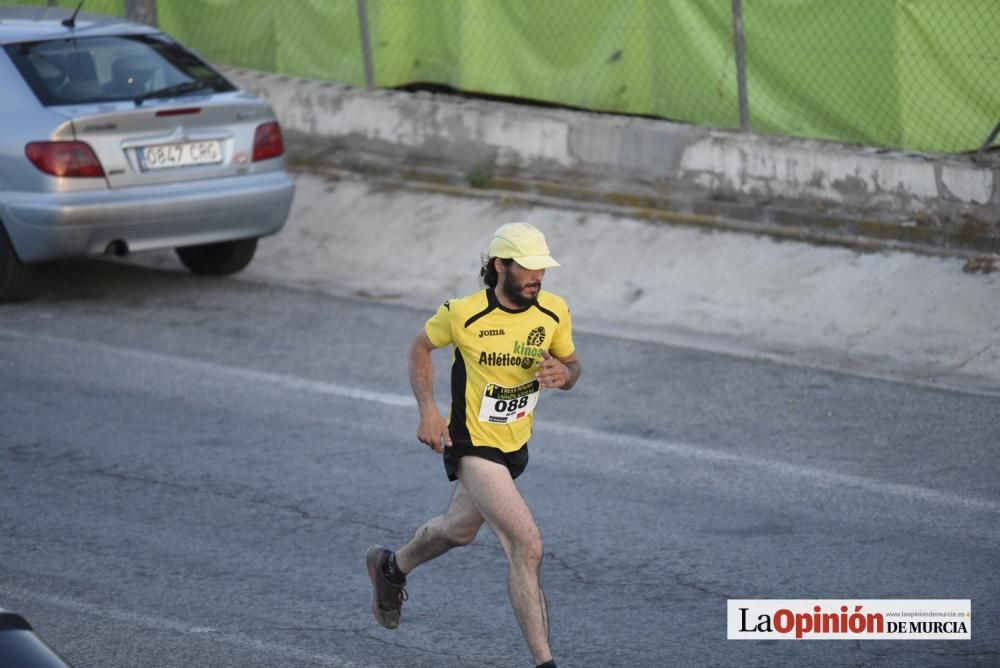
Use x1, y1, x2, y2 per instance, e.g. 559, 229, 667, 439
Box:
495, 396, 530, 413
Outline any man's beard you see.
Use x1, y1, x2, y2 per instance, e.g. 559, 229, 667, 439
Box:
502, 271, 541, 308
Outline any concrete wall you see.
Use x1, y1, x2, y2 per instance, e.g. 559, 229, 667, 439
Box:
225, 67, 1000, 256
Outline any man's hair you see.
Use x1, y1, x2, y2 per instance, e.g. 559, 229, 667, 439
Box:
480, 256, 513, 288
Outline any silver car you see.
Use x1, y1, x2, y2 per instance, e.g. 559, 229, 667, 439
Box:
0, 5, 295, 301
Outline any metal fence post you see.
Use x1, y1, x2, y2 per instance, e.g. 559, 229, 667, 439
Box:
975, 119, 1000, 161
356, 0, 375, 89
731, 0, 750, 132
124, 0, 158, 27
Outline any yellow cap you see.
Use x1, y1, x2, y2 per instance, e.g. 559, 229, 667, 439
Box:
489, 222, 561, 270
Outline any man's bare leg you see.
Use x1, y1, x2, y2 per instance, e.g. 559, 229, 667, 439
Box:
457, 456, 553, 666
395, 479, 484, 573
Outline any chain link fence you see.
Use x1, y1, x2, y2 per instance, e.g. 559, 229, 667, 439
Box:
364, 1, 741, 132
5, 0, 998, 155
13, 0, 124, 17
741, 0, 1000, 156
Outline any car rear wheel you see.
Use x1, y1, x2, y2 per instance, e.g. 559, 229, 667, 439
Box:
175, 238, 257, 276
0, 223, 35, 302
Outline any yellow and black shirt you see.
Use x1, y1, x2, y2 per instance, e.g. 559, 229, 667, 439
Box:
425, 288, 575, 453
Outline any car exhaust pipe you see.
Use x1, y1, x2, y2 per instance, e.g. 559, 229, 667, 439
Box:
105, 240, 129, 257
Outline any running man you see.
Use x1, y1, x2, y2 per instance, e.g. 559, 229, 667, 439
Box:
366, 222, 581, 668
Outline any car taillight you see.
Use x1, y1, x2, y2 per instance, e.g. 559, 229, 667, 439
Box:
252, 121, 284, 162
25, 141, 105, 178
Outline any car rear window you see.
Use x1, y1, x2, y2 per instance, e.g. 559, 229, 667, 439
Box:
3, 33, 236, 106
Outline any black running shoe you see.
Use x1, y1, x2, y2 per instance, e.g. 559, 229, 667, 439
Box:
365, 545, 407, 629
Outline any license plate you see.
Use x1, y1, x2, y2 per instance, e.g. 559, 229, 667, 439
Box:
139, 140, 221, 170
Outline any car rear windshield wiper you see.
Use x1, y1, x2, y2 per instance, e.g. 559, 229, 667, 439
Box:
134, 79, 219, 106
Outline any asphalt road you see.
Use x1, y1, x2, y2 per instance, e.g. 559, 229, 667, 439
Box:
1, 261, 997, 667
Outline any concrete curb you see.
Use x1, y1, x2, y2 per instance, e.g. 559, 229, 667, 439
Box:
226, 66, 1000, 257
288, 154, 996, 259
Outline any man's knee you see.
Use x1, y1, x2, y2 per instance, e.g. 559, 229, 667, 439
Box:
511, 528, 544, 566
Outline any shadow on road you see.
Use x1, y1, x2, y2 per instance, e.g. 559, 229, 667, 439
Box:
23, 259, 230, 303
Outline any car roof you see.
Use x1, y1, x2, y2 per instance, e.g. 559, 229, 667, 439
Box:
0, 6, 155, 45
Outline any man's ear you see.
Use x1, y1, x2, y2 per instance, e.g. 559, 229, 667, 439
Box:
494, 257, 506, 275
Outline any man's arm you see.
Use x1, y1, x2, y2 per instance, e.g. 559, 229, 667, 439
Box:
408, 330, 452, 452
536, 351, 581, 390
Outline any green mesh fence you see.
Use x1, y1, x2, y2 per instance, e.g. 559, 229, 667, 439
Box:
2, 0, 997, 154
743, 0, 999, 153
744, 1, 904, 147
157, 0, 365, 85
366, 1, 741, 130
894, 1, 998, 153
1, 0, 124, 16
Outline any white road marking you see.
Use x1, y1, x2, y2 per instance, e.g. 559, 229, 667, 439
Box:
576, 320, 1000, 399
2, 326, 997, 516
0, 327, 414, 408
535, 422, 1000, 514
0, 586, 368, 668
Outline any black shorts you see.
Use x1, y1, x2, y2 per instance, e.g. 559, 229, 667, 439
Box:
443, 443, 529, 482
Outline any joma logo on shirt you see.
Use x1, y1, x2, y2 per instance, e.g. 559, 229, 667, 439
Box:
479, 328, 505, 337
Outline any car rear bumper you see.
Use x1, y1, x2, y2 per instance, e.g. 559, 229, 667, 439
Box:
0, 170, 295, 263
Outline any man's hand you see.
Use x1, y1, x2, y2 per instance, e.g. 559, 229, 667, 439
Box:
417, 409, 452, 453
536, 350, 574, 389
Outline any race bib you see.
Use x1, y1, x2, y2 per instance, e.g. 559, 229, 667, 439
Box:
477, 380, 541, 424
